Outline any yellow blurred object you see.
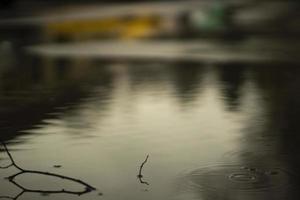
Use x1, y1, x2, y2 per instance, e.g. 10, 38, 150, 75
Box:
45, 16, 161, 40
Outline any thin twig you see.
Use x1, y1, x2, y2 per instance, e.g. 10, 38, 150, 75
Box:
137, 155, 149, 185
0, 191, 25, 200
1, 143, 23, 171
0, 142, 97, 200
0, 163, 13, 169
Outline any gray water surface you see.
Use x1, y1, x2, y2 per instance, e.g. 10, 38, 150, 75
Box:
0, 56, 300, 200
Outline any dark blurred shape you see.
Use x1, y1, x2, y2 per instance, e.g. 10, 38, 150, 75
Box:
171, 61, 204, 104
217, 64, 246, 111
0, 0, 14, 9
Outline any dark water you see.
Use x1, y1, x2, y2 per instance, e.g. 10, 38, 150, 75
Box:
0, 47, 300, 200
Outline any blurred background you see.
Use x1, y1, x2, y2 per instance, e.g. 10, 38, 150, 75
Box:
0, 1, 300, 200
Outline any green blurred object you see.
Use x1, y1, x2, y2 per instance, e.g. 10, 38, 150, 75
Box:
191, 1, 228, 32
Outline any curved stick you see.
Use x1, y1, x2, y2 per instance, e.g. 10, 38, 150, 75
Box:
137, 155, 149, 185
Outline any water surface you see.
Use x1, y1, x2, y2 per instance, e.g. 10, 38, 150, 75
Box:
0, 52, 300, 200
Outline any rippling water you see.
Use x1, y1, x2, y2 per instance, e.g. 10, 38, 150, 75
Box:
0, 52, 300, 200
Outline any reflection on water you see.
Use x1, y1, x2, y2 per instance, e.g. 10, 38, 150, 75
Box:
217, 64, 247, 111
0, 51, 300, 200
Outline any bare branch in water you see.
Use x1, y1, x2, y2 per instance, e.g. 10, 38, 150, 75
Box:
0, 142, 97, 200
0, 163, 13, 169
0, 191, 24, 200
137, 155, 149, 185
1, 143, 24, 171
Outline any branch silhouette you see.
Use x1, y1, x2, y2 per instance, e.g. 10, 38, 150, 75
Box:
0, 142, 97, 200
137, 155, 149, 185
